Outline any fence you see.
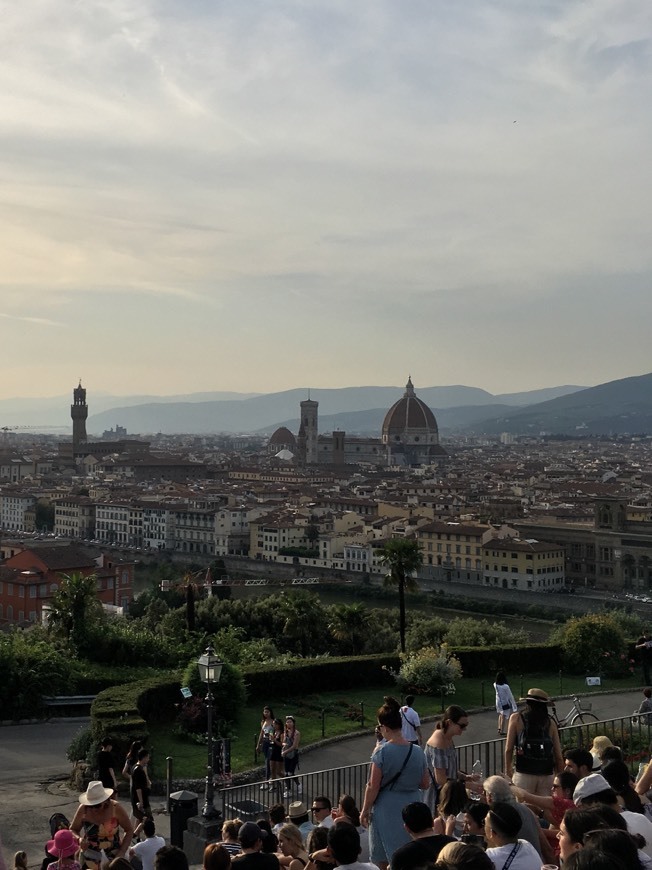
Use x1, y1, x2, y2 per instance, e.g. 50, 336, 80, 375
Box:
217, 712, 652, 820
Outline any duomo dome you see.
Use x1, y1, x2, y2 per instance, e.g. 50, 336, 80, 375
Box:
382, 377, 446, 465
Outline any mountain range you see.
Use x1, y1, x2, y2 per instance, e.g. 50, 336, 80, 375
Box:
2, 372, 651, 436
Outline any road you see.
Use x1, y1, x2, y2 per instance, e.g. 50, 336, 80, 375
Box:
1, 690, 648, 867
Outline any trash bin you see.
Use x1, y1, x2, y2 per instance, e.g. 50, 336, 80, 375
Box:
169, 790, 199, 847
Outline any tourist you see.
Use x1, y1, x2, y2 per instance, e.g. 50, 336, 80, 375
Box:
636, 632, 652, 685
563, 748, 594, 780
483, 775, 552, 861
436, 781, 468, 838
256, 821, 278, 854
360, 696, 429, 870
277, 824, 310, 870
287, 802, 315, 842
44, 831, 80, 870
310, 797, 334, 829
510, 769, 578, 857
424, 705, 470, 807
563, 828, 645, 870
460, 802, 489, 847
257, 706, 276, 789
204, 845, 231, 870
434, 841, 494, 870
305, 828, 330, 870
282, 716, 302, 797
269, 806, 286, 837
637, 689, 652, 723
13, 854, 28, 870
602, 759, 645, 813
70, 781, 133, 870
483, 802, 541, 870
122, 741, 143, 783
232, 821, 279, 870
327, 822, 379, 870
130, 748, 152, 832
97, 738, 118, 797
400, 696, 422, 746
269, 719, 285, 795
505, 687, 562, 796
333, 796, 368, 861
154, 846, 189, 870
494, 671, 517, 736
129, 819, 165, 870
589, 735, 614, 771
218, 820, 244, 857
390, 802, 454, 870
108, 859, 133, 870
557, 805, 630, 864
572, 772, 652, 855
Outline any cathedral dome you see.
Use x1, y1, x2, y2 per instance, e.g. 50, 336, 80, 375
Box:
382, 377, 440, 446
269, 426, 296, 448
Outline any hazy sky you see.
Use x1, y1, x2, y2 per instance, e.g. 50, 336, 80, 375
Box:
1, 0, 651, 399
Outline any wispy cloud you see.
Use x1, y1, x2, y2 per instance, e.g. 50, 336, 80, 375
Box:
0, 312, 64, 327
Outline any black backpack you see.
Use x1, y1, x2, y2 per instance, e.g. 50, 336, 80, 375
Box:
515, 712, 554, 776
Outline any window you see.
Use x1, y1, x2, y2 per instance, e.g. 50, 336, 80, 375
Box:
19, 586, 25, 598
29, 586, 37, 598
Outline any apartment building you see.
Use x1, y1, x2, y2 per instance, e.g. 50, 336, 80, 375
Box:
416, 520, 493, 583
214, 506, 250, 556
0, 490, 36, 531
53, 496, 95, 539
482, 537, 565, 591
170, 507, 215, 554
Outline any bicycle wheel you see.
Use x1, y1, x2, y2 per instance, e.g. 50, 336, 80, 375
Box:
571, 712, 599, 725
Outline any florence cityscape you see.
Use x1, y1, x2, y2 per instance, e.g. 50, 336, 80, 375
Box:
2, 2, 652, 869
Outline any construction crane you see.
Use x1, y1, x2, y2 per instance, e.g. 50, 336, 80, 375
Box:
1, 425, 68, 441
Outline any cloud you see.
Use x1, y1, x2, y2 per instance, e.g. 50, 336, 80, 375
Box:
0, 0, 651, 396
0, 312, 64, 327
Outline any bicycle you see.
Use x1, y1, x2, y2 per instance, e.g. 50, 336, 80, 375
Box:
550, 694, 599, 727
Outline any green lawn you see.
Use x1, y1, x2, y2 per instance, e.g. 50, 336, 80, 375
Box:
149, 672, 644, 779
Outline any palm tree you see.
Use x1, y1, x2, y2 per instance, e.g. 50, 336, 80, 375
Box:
280, 590, 326, 657
380, 538, 422, 653
47, 572, 103, 652
328, 603, 370, 655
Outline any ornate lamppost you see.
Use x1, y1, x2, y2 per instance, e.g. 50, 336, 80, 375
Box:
197, 644, 223, 819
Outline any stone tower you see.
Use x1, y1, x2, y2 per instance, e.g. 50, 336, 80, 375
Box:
300, 397, 319, 465
71, 380, 88, 449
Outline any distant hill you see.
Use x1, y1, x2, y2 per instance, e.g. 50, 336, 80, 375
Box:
467, 372, 652, 435
84, 384, 585, 435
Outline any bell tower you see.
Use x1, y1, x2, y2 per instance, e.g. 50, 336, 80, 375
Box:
71, 380, 88, 449
300, 396, 319, 465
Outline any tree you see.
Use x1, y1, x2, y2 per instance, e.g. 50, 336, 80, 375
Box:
47, 572, 104, 653
551, 614, 625, 676
279, 590, 329, 657
328, 603, 371, 655
380, 538, 422, 653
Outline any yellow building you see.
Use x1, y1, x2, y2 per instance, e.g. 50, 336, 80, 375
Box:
482, 537, 565, 592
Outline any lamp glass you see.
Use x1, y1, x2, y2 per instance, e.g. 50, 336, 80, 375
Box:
197, 647, 223, 684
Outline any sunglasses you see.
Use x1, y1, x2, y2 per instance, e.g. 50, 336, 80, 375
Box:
311, 807, 327, 812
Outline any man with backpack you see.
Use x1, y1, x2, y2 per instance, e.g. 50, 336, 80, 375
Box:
400, 697, 422, 746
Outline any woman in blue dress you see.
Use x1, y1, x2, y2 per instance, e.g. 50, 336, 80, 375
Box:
360, 696, 430, 869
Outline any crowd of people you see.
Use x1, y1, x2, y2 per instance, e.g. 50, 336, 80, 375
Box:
8, 685, 652, 870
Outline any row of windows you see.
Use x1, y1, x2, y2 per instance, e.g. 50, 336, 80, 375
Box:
0, 605, 38, 621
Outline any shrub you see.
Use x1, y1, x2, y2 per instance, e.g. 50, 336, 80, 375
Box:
179, 659, 246, 735
449, 643, 562, 677
444, 617, 529, 647
67, 724, 94, 763
241, 654, 399, 698
393, 646, 463, 696
0, 628, 74, 719
551, 614, 626, 676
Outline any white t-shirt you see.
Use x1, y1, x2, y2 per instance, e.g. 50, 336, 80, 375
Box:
131, 836, 166, 870
400, 706, 421, 742
318, 815, 335, 829
623, 810, 652, 857
486, 839, 541, 870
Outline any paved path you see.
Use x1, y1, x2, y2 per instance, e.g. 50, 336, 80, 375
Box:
1, 690, 648, 868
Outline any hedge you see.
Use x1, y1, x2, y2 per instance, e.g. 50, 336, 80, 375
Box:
448, 643, 563, 678
241, 654, 401, 698
91, 674, 182, 757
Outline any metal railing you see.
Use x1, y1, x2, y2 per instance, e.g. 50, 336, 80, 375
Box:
216, 712, 652, 820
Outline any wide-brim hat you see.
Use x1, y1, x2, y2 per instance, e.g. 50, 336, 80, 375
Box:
519, 688, 552, 705
79, 781, 114, 806
46, 830, 79, 858
288, 800, 308, 819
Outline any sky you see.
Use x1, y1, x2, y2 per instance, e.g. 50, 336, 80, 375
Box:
1, 0, 652, 400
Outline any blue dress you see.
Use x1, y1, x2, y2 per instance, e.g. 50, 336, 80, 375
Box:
369, 741, 427, 864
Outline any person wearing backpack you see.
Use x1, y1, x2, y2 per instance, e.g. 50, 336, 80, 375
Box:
400, 697, 422, 746
504, 688, 563, 796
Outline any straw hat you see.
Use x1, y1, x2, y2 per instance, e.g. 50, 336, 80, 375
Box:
79, 781, 114, 806
288, 800, 308, 819
519, 688, 553, 705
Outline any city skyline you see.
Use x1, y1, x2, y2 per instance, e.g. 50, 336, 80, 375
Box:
1, 1, 651, 399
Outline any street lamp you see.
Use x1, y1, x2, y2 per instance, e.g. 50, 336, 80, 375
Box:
197, 644, 223, 819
